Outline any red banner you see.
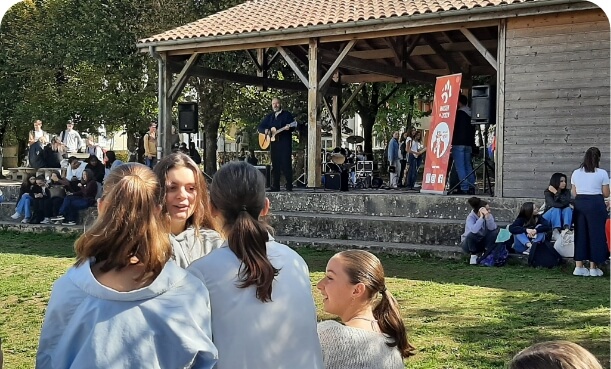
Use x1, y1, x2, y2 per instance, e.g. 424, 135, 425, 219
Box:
421, 73, 462, 194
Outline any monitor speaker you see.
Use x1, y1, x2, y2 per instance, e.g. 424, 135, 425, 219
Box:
471, 85, 496, 125
255, 165, 271, 188
178, 102, 198, 133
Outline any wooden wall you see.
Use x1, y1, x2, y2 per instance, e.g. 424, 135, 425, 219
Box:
502, 9, 610, 198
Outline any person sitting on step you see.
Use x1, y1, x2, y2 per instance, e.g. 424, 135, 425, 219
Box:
48, 170, 69, 219
542, 172, 573, 239
11, 175, 37, 223
29, 175, 51, 224
316, 250, 415, 369
51, 169, 97, 226
509, 202, 552, 255
460, 197, 499, 265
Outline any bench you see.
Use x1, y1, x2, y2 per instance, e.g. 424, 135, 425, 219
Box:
7, 167, 66, 181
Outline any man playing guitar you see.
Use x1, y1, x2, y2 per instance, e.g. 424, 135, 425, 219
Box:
258, 97, 296, 191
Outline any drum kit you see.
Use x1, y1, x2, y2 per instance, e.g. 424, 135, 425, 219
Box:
323, 135, 374, 189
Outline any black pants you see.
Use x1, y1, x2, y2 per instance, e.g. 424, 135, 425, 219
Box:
461, 229, 498, 254
51, 197, 64, 217
574, 194, 609, 264
270, 147, 292, 190
31, 197, 51, 222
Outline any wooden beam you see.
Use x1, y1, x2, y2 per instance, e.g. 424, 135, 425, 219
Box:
422, 34, 463, 74
246, 50, 262, 72
339, 74, 403, 84
495, 19, 507, 197
169, 63, 309, 92
158, 53, 173, 159
319, 49, 436, 84
405, 34, 421, 58
347, 39, 498, 59
319, 39, 356, 93
256, 49, 267, 90
307, 38, 321, 188
277, 46, 310, 87
169, 53, 200, 105
268, 50, 280, 67
332, 93, 342, 148
340, 82, 365, 114
322, 96, 336, 124
461, 28, 497, 70
382, 37, 402, 65
376, 85, 400, 109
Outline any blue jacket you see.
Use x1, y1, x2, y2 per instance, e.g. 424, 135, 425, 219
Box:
387, 138, 399, 162
36, 259, 217, 369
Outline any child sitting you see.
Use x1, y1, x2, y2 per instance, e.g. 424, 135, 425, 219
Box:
509, 202, 552, 254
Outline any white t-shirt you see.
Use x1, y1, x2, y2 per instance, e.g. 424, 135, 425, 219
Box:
571, 168, 610, 195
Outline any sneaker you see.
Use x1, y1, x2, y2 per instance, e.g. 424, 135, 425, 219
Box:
62, 221, 76, 226
573, 267, 590, 276
469, 255, 478, 265
10, 212, 21, 220
50, 215, 64, 221
41, 218, 50, 224
21, 218, 30, 224
522, 248, 530, 255
589, 268, 604, 277
551, 229, 560, 241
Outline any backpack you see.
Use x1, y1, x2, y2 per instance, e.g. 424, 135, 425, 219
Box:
528, 241, 563, 268
478, 242, 509, 267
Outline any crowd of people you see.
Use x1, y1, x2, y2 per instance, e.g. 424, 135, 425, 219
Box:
460, 146, 610, 277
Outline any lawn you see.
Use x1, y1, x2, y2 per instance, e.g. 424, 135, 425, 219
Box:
1, 231, 609, 369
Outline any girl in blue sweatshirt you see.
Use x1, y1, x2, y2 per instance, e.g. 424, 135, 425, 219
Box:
509, 201, 552, 255
461, 197, 498, 264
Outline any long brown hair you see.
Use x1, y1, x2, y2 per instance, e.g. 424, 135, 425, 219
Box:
209, 161, 278, 302
153, 152, 215, 232
580, 146, 601, 173
74, 163, 171, 282
509, 340, 602, 369
336, 250, 415, 358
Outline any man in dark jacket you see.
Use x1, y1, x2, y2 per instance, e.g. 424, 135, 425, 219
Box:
28, 137, 47, 169
451, 94, 476, 194
258, 97, 296, 191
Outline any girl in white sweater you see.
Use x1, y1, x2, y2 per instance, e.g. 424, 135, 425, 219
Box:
317, 250, 415, 369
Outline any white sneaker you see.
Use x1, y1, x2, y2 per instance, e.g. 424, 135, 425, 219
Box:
10, 212, 21, 220
21, 218, 29, 224
62, 221, 76, 226
551, 229, 560, 241
41, 218, 50, 224
469, 255, 478, 265
573, 267, 590, 276
589, 268, 604, 277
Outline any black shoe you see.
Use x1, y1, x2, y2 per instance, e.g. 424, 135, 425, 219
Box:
267, 188, 280, 193
285, 187, 293, 192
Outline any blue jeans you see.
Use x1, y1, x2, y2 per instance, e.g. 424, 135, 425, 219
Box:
59, 196, 92, 223
513, 232, 545, 253
16, 194, 32, 218
542, 207, 573, 229
145, 157, 157, 169
406, 154, 422, 189
452, 145, 475, 191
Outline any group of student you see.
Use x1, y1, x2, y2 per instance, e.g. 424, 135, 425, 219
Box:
388, 127, 426, 190
461, 146, 610, 276
34, 154, 413, 369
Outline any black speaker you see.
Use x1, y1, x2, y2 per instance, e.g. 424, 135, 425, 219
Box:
324, 173, 342, 191
255, 165, 271, 188
178, 102, 198, 133
471, 85, 496, 125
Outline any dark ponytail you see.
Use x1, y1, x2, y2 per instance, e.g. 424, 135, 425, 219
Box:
581, 147, 601, 173
210, 162, 279, 302
338, 250, 415, 358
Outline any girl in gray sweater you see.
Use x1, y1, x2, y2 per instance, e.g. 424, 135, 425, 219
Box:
154, 153, 223, 268
316, 250, 415, 369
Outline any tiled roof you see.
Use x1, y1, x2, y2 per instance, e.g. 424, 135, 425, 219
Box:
139, 0, 541, 44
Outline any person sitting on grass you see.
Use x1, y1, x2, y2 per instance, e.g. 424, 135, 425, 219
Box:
460, 197, 498, 265
154, 153, 223, 268
187, 161, 323, 369
542, 172, 573, 238
11, 175, 36, 223
509, 202, 552, 255
316, 250, 415, 369
508, 340, 602, 369
51, 169, 97, 226
36, 163, 217, 369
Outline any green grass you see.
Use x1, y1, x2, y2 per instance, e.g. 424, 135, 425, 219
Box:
1, 231, 609, 369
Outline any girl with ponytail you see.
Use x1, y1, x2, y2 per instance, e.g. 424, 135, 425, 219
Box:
317, 250, 415, 369
188, 161, 323, 369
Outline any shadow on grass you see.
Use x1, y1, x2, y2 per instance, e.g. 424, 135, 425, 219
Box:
0, 231, 76, 258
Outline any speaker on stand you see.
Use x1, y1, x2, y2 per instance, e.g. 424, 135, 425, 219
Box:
178, 102, 198, 134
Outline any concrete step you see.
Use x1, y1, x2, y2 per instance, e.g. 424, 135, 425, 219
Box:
0, 220, 84, 234
269, 211, 509, 246
0, 202, 96, 224
267, 191, 539, 223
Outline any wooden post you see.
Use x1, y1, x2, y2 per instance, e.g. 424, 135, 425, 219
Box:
332, 92, 341, 148
158, 53, 173, 159
307, 38, 321, 188
495, 19, 506, 197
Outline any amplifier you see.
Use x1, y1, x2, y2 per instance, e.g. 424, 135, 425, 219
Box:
254, 165, 271, 188
356, 161, 374, 172
324, 172, 349, 191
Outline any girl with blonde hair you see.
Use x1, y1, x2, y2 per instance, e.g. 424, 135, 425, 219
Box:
37, 163, 217, 369
154, 153, 223, 268
509, 340, 602, 369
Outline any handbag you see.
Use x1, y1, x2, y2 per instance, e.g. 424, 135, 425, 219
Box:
49, 185, 66, 198
553, 229, 574, 258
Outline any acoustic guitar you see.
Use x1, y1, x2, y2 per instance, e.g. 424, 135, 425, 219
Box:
258, 121, 298, 150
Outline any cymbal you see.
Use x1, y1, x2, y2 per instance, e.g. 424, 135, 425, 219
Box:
347, 135, 364, 144
330, 153, 345, 165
